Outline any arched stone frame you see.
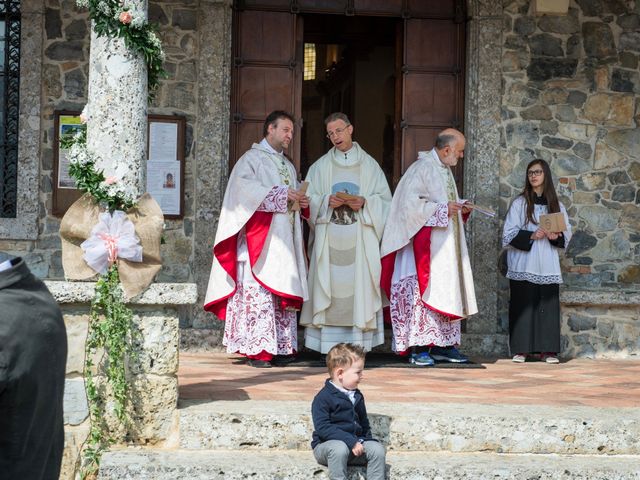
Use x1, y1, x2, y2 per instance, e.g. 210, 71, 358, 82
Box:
0, 0, 42, 239
191, 0, 507, 353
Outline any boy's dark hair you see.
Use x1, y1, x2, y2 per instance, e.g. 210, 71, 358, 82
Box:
326, 343, 366, 375
263, 110, 295, 137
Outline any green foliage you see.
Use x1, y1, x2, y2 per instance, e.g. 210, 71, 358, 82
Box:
62, 128, 136, 212
79, 0, 167, 99
80, 265, 136, 480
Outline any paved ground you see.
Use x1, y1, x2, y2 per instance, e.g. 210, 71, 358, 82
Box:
179, 352, 640, 408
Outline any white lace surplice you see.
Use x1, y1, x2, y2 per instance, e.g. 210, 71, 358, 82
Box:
223, 186, 297, 356
502, 196, 572, 285
389, 204, 461, 352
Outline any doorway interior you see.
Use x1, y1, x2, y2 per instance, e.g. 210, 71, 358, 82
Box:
300, 15, 397, 184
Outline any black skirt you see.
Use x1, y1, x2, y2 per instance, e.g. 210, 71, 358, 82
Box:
508, 279, 560, 355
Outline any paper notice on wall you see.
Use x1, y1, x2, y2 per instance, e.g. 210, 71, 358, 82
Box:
149, 122, 178, 161
147, 160, 181, 216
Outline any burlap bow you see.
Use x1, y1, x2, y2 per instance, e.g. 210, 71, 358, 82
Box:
60, 193, 163, 299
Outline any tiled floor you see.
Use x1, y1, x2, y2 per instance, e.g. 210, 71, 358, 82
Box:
179, 353, 640, 407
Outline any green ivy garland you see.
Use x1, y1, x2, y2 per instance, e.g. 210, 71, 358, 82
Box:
62, 127, 138, 479
81, 265, 137, 479
76, 0, 166, 97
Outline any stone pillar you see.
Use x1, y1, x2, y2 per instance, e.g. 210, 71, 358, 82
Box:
190, 0, 233, 342
86, 1, 148, 197
462, 0, 506, 355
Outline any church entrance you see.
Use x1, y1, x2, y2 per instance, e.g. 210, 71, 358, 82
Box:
299, 15, 396, 181
229, 0, 466, 189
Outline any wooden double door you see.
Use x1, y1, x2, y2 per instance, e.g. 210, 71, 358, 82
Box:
229, 0, 466, 188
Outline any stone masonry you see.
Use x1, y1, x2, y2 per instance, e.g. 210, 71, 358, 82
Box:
47, 280, 196, 480
0, 0, 638, 358
498, 0, 640, 356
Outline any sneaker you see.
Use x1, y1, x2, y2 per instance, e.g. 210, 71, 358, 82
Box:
430, 346, 469, 364
541, 353, 560, 364
409, 351, 435, 367
512, 354, 527, 363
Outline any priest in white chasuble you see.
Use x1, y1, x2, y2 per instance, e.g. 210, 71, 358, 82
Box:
301, 113, 392, 353
380, 128, 477, 366
204, 111, 309, 368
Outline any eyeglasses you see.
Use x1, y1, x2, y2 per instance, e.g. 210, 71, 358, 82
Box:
326, 126, 350, 139
527, 169, 543, 177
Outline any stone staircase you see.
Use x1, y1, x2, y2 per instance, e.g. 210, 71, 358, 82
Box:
98, 400, 640, 479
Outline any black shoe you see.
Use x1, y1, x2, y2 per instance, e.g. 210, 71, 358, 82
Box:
248, 359, 272, 368
272, 355, 297, 367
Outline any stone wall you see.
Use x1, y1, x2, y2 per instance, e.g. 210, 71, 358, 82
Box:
498, 0, 640, 344
48, 281, 196, 480
561, 290, 640, 357
4, 1, 199, 283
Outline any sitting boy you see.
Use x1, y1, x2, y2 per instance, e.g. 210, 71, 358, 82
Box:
311, 343, 386, 480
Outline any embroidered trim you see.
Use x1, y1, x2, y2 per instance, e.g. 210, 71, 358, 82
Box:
425, 203, 449, 227
389, 275, 461, 352
502, 231, 518, 247
223, 282, 298, 356
506, 271, 563, 284
257, 185, 288, 213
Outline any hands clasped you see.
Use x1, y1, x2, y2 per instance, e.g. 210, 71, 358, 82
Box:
329, 195, 366, 211
531, 228, 559, 241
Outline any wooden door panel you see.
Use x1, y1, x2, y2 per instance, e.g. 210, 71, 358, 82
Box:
233, 121, 264, 164
398, 5, 465, 187
401, 127, 439, 174
405, 20, 459, 71
237, 67, 296, 116
407, 0, 455, 18
230, 9, 302, 170
297, 0, 346, 13
403, 73, 457, 124
238, 10, 295, 63
240, 0, 291, 12
353, 0, 402, 16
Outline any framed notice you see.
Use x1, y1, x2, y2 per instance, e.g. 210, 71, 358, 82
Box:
52, 111, 186, 219
52, 111, 84, 216
146, 115, 186, 219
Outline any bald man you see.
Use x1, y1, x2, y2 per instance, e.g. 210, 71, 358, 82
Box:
380, 129, 478, 366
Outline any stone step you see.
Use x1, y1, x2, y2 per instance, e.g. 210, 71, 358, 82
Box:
178, 400, 640, 455
98, 449, 640, 479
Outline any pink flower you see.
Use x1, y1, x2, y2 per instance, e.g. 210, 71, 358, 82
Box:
119, 11, 132, 25
79, 113, 88, 124
104, 176, 118, 185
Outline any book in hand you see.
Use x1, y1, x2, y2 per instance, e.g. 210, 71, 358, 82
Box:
335, 191, 360, 202
539, 212, 567, 233
291, 181, 309, 211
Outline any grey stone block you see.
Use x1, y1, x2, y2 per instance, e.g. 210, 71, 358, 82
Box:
178, 400, 640, 455
97, 449, 640, 480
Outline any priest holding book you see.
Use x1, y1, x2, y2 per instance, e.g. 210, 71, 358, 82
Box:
380, 128, 477, 366
301, 113, 392, 354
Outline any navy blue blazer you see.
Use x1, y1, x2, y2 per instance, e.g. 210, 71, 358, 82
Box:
311, 379, 374, 449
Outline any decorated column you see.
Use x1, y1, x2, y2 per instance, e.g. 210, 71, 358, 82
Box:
85, 0, 148, 198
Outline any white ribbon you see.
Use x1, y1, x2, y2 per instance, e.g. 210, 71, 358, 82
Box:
81, 210, 143, 274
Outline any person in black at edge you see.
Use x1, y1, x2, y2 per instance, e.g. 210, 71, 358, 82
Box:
0, 253, 67, 480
